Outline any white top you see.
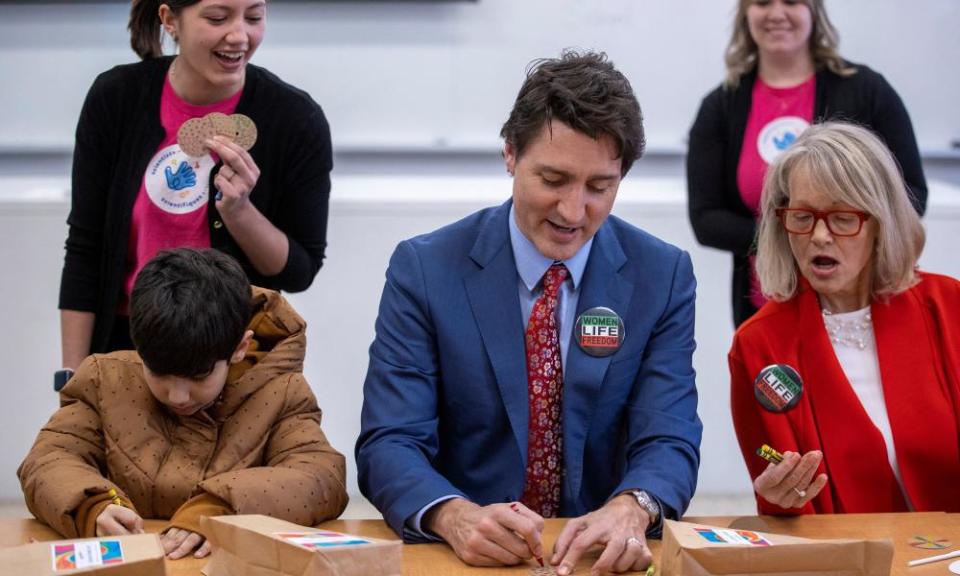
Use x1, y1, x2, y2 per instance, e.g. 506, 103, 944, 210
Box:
824, 306, 914, 510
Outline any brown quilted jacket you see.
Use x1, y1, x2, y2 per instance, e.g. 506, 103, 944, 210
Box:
19, 287, 348, 537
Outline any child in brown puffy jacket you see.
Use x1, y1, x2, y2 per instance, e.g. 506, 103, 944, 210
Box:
19, 248, 348, 559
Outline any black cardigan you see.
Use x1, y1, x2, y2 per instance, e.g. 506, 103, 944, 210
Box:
60, 57, 333, 353
686, 62, 927, 327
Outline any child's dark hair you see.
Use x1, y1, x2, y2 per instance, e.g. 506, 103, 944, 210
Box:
130, 248, 252, 378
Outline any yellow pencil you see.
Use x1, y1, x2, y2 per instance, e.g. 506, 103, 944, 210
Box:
756, 444, 784, 464
107, 488, 125, 507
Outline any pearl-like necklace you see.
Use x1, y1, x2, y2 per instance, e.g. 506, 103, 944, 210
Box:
822, 307, 873, 350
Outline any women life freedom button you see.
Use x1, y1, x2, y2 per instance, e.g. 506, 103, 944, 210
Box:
575, 307, 624, 358
754, 364, 803, 413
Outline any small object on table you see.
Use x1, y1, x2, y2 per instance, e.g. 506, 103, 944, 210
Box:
906, 549, 960, 567
908, 535, 951, 550
0, 533, 164, 575
202, 515, 400, 576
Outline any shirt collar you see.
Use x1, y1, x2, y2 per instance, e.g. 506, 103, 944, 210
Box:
509, 204, 592, 292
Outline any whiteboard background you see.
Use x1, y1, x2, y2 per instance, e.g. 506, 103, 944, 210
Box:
0, 0, 957, 155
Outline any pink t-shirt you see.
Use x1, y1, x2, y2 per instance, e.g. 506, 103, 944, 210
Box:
737, 75, 815, 310
121, 76, 242, 311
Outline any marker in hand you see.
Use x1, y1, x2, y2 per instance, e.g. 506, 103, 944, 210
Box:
510, 502, 544, 567
756, 444, 784, 464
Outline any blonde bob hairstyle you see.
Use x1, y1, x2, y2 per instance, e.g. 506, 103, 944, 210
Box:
756, 121, 925, 302
724, 0, 854, 87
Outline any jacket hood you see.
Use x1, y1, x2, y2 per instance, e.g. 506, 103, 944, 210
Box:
214, 286, 306, 419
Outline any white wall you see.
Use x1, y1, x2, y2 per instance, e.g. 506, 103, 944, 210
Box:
0, 0, 958, 154
2, 176, 959, 505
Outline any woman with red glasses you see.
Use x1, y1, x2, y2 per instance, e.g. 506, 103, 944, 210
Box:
729, 122, 960, 515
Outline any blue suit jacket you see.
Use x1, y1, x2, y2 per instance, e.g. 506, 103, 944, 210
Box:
356, 200, 701, 541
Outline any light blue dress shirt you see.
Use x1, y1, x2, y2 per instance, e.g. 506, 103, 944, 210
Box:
508, 204, 592, 372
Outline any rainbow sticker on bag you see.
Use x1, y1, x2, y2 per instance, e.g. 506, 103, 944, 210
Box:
695, 528, 771, 546
52, 540, 124, 571
99, 540, 124, 564
275, 531, 371, 549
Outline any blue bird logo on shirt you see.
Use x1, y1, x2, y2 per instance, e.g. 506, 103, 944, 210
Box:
773, 132, 797, 150
164, 161, 197, 191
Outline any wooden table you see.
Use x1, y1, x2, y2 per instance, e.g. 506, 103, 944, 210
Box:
1, 513, 957, 575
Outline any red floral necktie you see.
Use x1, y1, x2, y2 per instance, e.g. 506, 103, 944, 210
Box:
521, 263, 568, 517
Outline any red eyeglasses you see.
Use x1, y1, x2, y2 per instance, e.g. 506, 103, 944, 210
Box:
775, 208, 871, 237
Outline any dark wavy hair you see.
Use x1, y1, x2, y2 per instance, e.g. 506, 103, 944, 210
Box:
128, 0, 202, 60
500, 49, 645, 176
130, 248, 252, 378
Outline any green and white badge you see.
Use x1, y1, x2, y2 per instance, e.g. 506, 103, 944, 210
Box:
575, 307, 624, 357
754, 364, 803, 412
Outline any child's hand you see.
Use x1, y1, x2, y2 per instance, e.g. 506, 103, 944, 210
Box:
161, 527, 212, 559
96, 504, 145, 536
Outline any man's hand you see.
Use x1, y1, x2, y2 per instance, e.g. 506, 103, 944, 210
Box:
423, 498, 544, 566
95, 504, 144, 536
552, 494, 653, 576
161, 527, 212, 560
754, 450, 828, 509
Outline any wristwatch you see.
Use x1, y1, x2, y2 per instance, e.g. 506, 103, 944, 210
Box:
627, 490, 661, 525
53, 369, 74, 392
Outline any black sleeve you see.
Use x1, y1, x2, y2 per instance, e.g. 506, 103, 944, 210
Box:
686, 89, 757, 256
867, 72, 928, 215
266, 106, 332, 293
59, 73, 118, 312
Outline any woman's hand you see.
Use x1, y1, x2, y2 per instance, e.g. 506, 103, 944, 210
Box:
207, 135, 261, 216
205, 133, 289, 277
754, 450, 829, 509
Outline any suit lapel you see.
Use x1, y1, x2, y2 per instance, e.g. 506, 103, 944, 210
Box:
464, 202, 530, 464
562, 223, 632, 503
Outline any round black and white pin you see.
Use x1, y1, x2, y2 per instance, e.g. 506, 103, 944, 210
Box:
754, 364, 803, 413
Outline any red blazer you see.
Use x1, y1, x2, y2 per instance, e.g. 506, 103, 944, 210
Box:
729, 272, 960, 514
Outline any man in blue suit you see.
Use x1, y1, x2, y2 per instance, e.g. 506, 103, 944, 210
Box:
357, 50, 701, 575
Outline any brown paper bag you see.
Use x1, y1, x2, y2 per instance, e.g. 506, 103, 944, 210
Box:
660, 520, 893, 576
0, 533, 165, 575
201, 515, 401, 576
